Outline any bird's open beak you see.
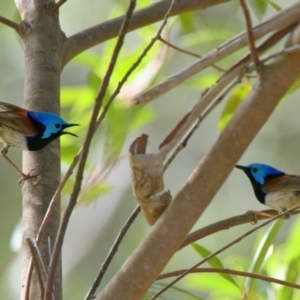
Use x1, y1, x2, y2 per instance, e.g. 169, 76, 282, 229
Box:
63, 123, 79, 137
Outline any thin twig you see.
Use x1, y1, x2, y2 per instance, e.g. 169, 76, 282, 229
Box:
26, 238, 47, 299
84, 206, 141, 300
262, 44, 300, 64
158, 24, 294, 158
164, 77, 242, 171
179, 209, 300, 250
0, 15, 19, 31
150, 205, 300, 300
133, 6, 298, 106
44, 1, 137, 299
239, 0, 259, 69
53, 0, 67, 10
95, 0, 176, 127
158, 267, 300, 290
158, 36, 226, 72
83, 2, 176, 297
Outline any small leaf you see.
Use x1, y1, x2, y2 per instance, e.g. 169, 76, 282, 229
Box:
148, 282, 204, 300
79, 183, 111, 204
263, 0, 281, 12
278, 255, 300, 300
285, 75, 300, 96
73, 51, 102, 69
192, 243, 239, 288
129, 106, 156, 130
247, 220, 283, 297
248, 0, 268, 20
218, 82, 251, 130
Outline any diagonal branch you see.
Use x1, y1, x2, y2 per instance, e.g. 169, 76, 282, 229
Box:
158, 268, 300, 289
61, 0, 230, 66
133, 2, 300, 105
0, 15, 20, 31
180, 209, 300, 249
151, 206, 300, 299
95, 44, 300, 300
84, 206, 141, 300
26, 238, 47, 299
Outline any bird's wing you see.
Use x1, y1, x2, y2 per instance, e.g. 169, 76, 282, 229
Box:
0, 102, 25, 112
0, 112, 36, 136
263, 174, 300, 193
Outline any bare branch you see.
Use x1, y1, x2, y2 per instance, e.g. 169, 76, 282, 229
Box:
158, 59, 248, 157
26, 238, 47, 299
133, 2, 300, 106
240, 0, 259, 69
96, 44, 300, 300
158, 268, 300, 289
44, 1, 137, 299
143, 25, 293, 161
61, 0, 230, 66
158, 36, 226, 72
0, 15, 19, 31
163, 77, 241, 170
151, 206, 300, 299
180, 209, 300, 250
84, 206, 141, 300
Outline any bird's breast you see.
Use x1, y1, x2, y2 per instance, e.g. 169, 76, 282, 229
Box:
265, 191, 300, 213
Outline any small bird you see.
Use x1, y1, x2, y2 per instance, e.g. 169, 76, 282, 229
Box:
0, 102, 78, 184
236, 163, 300, 218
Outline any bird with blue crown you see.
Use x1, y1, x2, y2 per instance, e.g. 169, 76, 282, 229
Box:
236, 163, 300, 219
0, 102, 78, 184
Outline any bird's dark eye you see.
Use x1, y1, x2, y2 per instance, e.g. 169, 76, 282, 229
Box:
252, 167, 258, 173
55, 123, 62, 129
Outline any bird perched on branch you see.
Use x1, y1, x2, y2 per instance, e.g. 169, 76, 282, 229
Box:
0, 102, 78, 184
236, 163, 300, 219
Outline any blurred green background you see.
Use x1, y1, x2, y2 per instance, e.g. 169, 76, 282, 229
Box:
0, 0, 300, 299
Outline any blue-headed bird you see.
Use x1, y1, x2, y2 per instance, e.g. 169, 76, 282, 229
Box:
236, 163, 300, 218
0, 102, 78, 184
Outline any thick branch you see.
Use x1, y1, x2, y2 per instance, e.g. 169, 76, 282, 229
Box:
61, 0, 230, 66
96, 50, 300, 300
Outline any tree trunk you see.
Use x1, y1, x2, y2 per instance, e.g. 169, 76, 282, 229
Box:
15, 1, 65, 299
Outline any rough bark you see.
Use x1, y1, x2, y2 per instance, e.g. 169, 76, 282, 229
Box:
15, 0, 65, 298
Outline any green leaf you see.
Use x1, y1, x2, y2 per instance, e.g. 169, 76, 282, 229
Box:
218, 82, 251, 130
148, 282, 204, 300
88, 71, 102, 93
192, 243, 239, 288
129, 106, 156, 130
73, 51, 102, 69
186, 272, 240, 297
285, 75, 300, 96
285, 217, 300, 261
248, 0, 268, 20
247, 220, 283, 297
79, 183, 111, 204
179, 12, 197, 33
278, 255, 300, 300
263, 0, 281, 11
